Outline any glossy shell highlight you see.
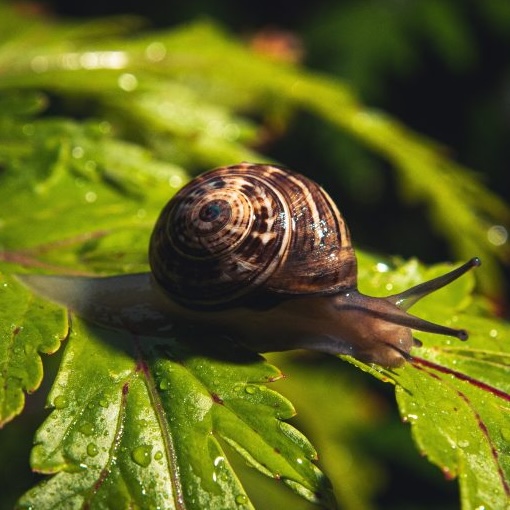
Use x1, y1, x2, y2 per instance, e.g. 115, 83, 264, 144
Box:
149, 163, 356, 308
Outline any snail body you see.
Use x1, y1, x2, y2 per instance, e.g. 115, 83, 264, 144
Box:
17, 163, 480, 368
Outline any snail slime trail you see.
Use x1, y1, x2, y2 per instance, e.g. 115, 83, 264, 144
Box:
16, 163, 480, 368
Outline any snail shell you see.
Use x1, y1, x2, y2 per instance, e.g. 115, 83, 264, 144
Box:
149, 163, 356, 308
15, 163, 480, 368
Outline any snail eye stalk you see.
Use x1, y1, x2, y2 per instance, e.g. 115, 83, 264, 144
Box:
382, 257, 480, 340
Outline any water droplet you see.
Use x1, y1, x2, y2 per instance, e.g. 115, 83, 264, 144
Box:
154, 450, 163, 461
131, 445, 153, 467
489, 329, 498, 338
53, 395, 68, 409
99, 399, 109, 408
212, 455, 228, 483
87, 443, 99, 457
376, 262, 390, 272
80, 422, 94, 436
222, 123, 241, 142
84, 160, 97, 172
22, 124, 35, 136
72, 146, 84, 159
245, 385, 257, 395
85, 191, 97, 203
145, 42, 167, 62
118, 73, 138, 91
159, 378, 170, 391
235, 494, 248, 505
169, 175, 183, 188
487, 225, 508, 246
403, 413, 419, 423
458, 440, 470, 448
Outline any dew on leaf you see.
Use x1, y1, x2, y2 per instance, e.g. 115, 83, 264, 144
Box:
145, 42, 167, 62
79, 422, 94, 436
85, 191, 97, 203
487, 225, 508, 246
376, 262, 390, 272
84, 160, 97, 172
131, 445, 153, 467
159, 378, 170, 391
87, 443, 99, 457
118, 73, 138, 91
212, 455, 229, 483
169, 174, 183, 188
245, 385, 257, 395
235, 494, 248, 505
22, 123, 35, 136
99, 399, 109, 408
402, 413, 419, 423
53, 395, 68, 409
489, 329, 498, 338
154, 450, 163, 461
72, 146, 84, 159
458, 440, 470, 448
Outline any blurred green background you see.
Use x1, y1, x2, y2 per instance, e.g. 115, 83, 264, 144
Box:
1, 0, 509, 509
48, 0, 510, 268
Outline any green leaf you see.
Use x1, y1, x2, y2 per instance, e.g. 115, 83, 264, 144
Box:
1, 4, 509, 508
0, 272, 67, 427
346, 256, 510, 508
395, 346, 510, 509
0, 107, 333, 507
266, 352, 383, 510
17, 319, 334, 510
0, 115, 187, 273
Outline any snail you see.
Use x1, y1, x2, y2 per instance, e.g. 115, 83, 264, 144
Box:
17, 163, 480, 368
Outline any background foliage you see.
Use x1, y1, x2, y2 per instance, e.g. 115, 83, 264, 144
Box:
0, 0, 509, 508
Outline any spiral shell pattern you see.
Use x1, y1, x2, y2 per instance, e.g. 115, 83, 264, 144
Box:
149, 163, 356, 308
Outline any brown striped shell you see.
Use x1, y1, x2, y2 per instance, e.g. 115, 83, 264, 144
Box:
149, 163, 357, 309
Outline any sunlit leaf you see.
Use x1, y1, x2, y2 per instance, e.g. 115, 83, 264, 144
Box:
346, 257, 510, 508
0, 273, 67, 427
17, 319, 334, 510
0, 4, 509, 509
